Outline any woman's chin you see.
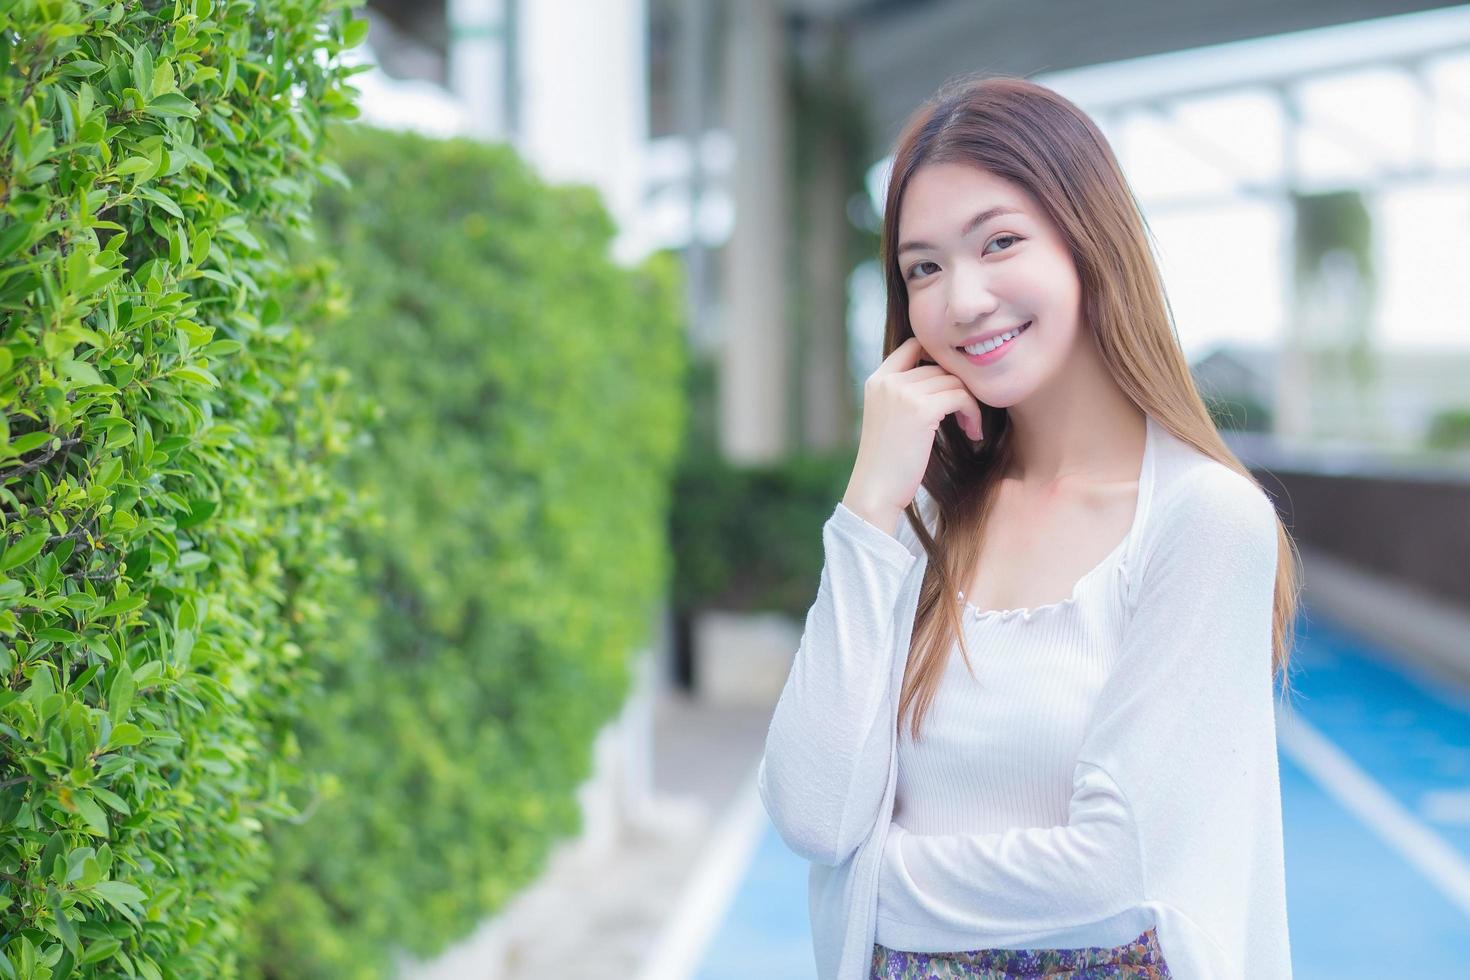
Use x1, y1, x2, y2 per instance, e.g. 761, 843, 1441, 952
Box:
969, 386, 1026, 411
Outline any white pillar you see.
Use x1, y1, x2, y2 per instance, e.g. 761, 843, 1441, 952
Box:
799, 19, 854, 453
681, 0, 716, 354
447, 0, 511, 141
516, 0, 650, 266
721, 0, 792, 463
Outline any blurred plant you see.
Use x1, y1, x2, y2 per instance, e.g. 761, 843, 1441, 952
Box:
1290, 189, 1378, 441
1425, 407, 1470, 451
1205, 393, 1274, 433
669, 443, 854, 618
241, 122, 688, 978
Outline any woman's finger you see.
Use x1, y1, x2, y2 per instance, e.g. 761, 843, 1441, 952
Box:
911, 372, 968, 395
930, 387, 985, 441
875, 336, 925, 376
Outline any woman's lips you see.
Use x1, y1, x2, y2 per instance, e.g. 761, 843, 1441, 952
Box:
957, 321, 1030, 364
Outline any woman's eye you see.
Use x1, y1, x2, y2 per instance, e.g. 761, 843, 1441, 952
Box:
906, 260, 939, 281
985, 234, 1021, 254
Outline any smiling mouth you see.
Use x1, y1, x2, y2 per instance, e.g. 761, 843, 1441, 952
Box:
956, 321, 1031, 355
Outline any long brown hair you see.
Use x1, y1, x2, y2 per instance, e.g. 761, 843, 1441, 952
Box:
882, 74, 1302, 743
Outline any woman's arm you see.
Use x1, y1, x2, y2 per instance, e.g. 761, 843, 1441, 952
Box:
758, 498, 925, 867
878, 761, 1142, 938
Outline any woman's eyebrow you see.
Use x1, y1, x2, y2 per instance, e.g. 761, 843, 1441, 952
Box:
898, 206, 1022, 256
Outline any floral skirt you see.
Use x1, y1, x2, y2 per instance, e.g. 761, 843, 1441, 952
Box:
870, 926, 1172, 979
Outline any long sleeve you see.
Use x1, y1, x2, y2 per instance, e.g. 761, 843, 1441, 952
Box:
877, 465, 1290, 977
878, 762, 1144, 943
758, 498, 926, 867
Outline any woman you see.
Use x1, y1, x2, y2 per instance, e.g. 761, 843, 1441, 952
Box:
757, 75, 1301, 980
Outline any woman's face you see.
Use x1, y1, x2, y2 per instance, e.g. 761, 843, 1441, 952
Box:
897, 162, 1085, 410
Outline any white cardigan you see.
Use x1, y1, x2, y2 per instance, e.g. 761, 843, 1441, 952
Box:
757, 414, 1292, 979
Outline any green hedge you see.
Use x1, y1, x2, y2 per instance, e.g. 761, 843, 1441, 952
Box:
666, 350, 855, 619
669, 443, 854, 618
241, 122, 688, 977
0, 1, 364, 977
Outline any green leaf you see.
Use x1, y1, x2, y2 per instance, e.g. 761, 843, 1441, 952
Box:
0, 220, 32, 259
97, 593, 147, 619
174, 318, 212, 343
151, 59, 174, 97
1, 531, 48, 571
175, 551, 210, 573
57, 60, 106, 77
81, 264, 127, 295
105, 723, 144, 750
104, 422, 136, 451
39, 831, 65, 883
132, 42, 153, 101
60, 358, 103, 386
67, 664, 100, 693
137, 186, 184, 219
70, 791, 109, 837
144, 93, 198, 118
200, 339, 243, 358
49, 884, 80, 955
108, 662, 135, 724
170, 365, 219, 388
90, 879, 147, 912
114, 156, 153, 177
343, 16, 370, 48
176, 499, 216, 529
132, 661, 162, 690
6, 430, 54, 456
89, 786, 131, 817
94, 455, 124, 488
79, 938, 122, 965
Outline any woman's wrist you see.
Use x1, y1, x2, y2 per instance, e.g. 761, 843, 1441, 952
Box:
841, 493, 903, 538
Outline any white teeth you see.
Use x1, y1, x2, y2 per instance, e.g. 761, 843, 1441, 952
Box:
961, 322, 1029, 355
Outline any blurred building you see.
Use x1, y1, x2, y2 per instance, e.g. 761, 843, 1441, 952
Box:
354, 0, 1470, 462
356, 0, 683, 268
1192, 343, 1470, 447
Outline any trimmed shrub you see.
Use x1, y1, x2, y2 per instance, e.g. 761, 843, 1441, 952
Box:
241, 122, 688, 977
0, 0, 364, 977
669, 442, 854, 618
667, 350, 855, 620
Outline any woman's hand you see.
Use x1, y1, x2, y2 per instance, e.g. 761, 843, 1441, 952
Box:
842, 336, 984, 535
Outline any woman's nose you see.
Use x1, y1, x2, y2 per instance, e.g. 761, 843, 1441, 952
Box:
948, 261, 1000, 326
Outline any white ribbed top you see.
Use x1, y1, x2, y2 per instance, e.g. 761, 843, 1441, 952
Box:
888, 551, 1129, 838
877, 421, 1149, 948
886, 421, 1146, 837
